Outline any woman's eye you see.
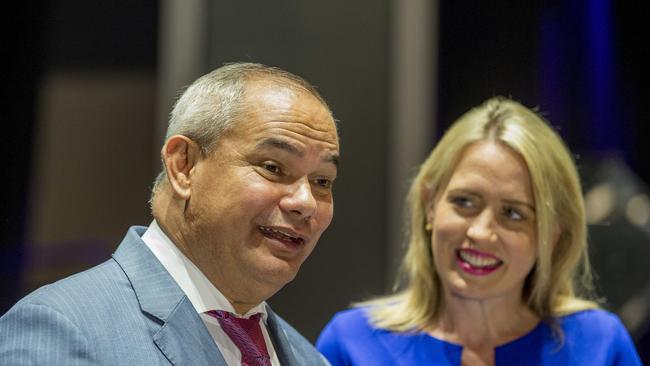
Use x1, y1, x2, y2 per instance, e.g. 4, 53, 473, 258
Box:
450, 196, 473, 208
503, 207, 524, 221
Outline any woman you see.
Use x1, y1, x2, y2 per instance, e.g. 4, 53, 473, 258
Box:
316, 97, 642, 365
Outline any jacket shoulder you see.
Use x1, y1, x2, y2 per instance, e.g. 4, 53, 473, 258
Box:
556, 309, 642, 364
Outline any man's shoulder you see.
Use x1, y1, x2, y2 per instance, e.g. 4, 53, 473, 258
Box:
7, 258, 129, 318
0, 230, 179, 366
3, 226, 149, 320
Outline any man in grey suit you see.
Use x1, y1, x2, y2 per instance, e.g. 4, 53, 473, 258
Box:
0, 63, 339, 365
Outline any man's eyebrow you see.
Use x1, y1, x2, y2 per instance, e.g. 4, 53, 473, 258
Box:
256, 137, 339, 167
326, 154, 339, 167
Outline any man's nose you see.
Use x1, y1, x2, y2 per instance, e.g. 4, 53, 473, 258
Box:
466, 209, 498, 243
280, 177, 317, 221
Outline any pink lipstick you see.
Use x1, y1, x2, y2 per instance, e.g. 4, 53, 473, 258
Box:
456, 248, 503, 276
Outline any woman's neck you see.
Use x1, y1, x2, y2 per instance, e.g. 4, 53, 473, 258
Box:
429, 290, 540, 349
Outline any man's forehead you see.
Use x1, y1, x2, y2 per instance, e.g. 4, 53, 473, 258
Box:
245, 78, 331, 114
246, 82, 296, 108
237, 83, 337, 133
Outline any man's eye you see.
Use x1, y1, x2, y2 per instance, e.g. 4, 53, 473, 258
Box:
263, 163, 281, 174
314, 178, 332, 189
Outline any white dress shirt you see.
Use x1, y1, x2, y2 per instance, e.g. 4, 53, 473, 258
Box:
141, 220, 281, 366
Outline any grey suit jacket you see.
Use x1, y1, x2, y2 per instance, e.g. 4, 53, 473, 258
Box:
0, 226, 329, 366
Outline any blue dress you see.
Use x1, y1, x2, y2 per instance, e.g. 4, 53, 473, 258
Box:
316, 307, 642, 365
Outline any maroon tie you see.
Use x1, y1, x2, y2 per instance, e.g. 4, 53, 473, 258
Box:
206, 310, 272, 366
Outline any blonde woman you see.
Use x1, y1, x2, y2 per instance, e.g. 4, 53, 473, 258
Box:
317, 97, 642, 365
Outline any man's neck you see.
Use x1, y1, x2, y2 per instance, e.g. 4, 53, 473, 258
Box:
153, 214, 275, 315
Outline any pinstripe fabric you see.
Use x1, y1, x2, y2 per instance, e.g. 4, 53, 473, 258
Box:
0, 226, 330, 366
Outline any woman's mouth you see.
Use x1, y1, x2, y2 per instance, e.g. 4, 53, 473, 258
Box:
456, 248, 503, 275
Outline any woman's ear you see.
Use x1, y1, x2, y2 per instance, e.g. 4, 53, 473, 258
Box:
161, 135, 201, 200
552, 223, 562, 249
421, 183, 435, 227
425, 203, 434, 227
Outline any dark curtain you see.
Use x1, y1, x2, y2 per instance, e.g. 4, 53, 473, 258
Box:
0, 3, 48, 313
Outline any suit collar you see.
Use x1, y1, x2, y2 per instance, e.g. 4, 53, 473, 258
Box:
266, 305, 300, 366
154, 296, 227, 366
112, 226, 227, 366
113, 226, 185, 320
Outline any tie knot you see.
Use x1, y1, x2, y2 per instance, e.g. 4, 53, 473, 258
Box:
209, 310, 262, 322
206, 310, 271, 366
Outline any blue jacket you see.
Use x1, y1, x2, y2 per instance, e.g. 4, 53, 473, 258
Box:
317, 307, 642, 365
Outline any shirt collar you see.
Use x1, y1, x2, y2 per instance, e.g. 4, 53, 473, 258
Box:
141, 220, 268, 320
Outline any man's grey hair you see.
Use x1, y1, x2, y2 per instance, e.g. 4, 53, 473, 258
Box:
151, 62, 332, 196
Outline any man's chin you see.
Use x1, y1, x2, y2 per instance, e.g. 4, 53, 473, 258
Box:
256, 260, 302, 288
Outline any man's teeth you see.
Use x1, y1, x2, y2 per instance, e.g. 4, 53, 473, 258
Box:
260, 227, 301, 243
458, 250, 501, 268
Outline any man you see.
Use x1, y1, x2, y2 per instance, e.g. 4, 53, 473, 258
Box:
0, 63, 339, 365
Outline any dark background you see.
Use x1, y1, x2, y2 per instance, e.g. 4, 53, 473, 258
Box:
2, 0, 649, 360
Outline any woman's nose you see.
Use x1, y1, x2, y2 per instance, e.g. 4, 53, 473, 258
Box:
466, 209, 498, 243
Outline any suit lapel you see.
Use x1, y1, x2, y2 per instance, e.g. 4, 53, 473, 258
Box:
266, 305, 300, 366
112, 226, 227, 366
153, 296, 227, 366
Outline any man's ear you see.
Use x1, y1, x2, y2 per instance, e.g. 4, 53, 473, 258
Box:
161, 135, 201, 200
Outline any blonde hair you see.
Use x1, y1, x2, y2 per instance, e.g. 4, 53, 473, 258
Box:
365, 97, 598, 332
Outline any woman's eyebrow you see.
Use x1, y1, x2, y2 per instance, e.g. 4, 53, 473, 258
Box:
502, 199, 536, 211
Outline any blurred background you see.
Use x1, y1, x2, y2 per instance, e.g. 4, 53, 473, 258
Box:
2, 0, 649, 360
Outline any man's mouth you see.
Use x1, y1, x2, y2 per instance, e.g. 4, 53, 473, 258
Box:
259, 226, 305, 246
456, 248, 503, 275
